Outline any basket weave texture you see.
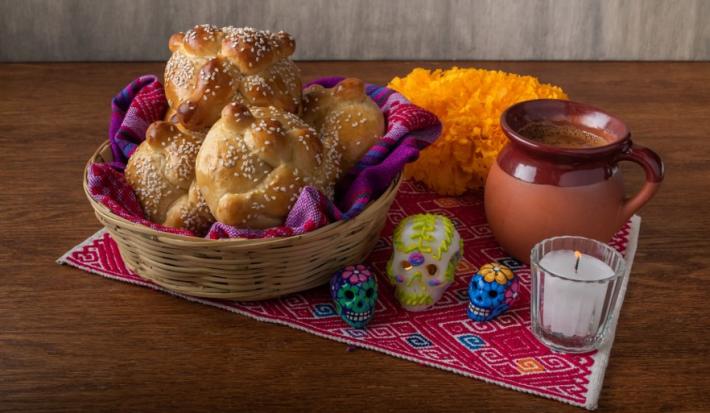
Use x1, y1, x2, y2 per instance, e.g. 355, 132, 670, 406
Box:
84, 141, 401, 300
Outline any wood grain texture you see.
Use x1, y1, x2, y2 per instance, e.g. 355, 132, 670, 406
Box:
1, 0, 708, 61
1, 61, 709, 412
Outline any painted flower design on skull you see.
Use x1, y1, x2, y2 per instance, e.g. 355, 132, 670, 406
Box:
504, 278, 520, 305
408, 252, 426, 266
479, 263, 514, 285
341, 264, 371, 284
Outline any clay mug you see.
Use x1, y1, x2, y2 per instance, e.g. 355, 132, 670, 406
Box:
485, 99, 664, 264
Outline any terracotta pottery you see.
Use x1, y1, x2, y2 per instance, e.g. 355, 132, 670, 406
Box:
485, 99, 664, 264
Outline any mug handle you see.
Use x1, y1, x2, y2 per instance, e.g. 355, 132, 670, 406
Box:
617, 143, 664, 222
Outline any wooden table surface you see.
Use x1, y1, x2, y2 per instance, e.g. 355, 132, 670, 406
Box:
1, 62, 709, 412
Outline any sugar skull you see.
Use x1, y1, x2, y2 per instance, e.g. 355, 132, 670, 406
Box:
467, 263, 520, 321
386, 214, 463, 311
330, 264, 378, 328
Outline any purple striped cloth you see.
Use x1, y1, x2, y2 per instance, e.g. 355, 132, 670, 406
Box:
90, 75, 441, 239
109, 75, 168, 168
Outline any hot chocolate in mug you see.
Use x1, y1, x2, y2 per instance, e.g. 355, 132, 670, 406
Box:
485, 99, 664, 264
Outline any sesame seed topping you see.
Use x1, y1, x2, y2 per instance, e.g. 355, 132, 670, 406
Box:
165, 52, 194, 89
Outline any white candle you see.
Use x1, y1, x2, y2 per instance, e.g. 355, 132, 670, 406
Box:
539, 250, 615, 338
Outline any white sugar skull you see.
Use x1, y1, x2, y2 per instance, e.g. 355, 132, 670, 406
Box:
386, 214, 463, 311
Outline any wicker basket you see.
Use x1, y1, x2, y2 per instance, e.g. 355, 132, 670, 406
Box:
84, 141, 401, 300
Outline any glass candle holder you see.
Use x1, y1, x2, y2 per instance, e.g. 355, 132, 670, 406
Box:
530, 236, 626, 353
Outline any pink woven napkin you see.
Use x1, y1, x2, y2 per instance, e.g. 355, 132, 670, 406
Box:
60, 181, 640, 410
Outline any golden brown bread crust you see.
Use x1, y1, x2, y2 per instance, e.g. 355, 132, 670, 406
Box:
301, 78, 385, 184
195, 103, 330, 228
220, 27, 296, 75
239, 59, 301, 115
125, 121, 214, 234
163, 181, 214, 233
164, 25, 301, 131
164, 107, 178, 123
174, 57, 245, 131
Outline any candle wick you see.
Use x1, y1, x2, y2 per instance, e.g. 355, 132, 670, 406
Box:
574, 251, 581, 273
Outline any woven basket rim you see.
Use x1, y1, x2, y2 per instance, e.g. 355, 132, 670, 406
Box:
84, 140, 401, 247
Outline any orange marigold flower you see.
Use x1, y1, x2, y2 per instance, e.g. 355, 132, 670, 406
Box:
388, 67, 568, 195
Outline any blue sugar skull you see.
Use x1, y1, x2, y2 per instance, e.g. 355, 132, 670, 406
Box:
330, 264, 378, 328
467, 263, 520, 321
